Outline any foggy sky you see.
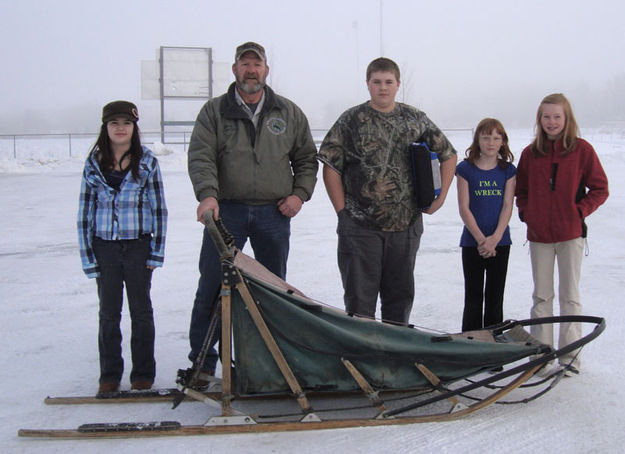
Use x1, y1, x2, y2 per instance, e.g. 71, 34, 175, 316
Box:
2, 0, 625, 134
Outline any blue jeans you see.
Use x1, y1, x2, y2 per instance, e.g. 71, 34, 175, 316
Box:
188, 202, 291, 372
93, 236, 155, 385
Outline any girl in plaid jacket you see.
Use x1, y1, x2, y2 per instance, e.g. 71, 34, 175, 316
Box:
77, 100, 167, 394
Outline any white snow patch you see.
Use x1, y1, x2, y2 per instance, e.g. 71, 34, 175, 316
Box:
1, 128, 624, 453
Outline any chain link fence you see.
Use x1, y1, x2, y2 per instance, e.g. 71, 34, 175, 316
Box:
1, 128, 477, 162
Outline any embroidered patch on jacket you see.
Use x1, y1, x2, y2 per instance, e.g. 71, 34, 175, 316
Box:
266, 117, 287, 135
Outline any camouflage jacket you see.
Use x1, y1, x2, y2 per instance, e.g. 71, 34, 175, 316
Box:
318, 102, 456, 231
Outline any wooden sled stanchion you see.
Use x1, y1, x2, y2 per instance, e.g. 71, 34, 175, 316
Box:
194, 211, 317, 424
341, 358, 387, 415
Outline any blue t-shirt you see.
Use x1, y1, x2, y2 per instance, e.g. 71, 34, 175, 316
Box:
455, 160, 517, 247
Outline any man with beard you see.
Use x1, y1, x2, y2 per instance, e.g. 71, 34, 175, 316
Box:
186, 42, 318, 383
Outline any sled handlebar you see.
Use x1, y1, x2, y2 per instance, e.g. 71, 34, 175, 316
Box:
202, 210, 235, 260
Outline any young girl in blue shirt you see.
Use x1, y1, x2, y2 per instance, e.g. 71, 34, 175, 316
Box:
456, 118, 515, 332
77, 101, 167, 394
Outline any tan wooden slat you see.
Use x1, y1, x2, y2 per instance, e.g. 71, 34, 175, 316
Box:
415, 363, 460, 406
234, 275, 312, 413
220, 288, 233, 416
341, 358, 386, 414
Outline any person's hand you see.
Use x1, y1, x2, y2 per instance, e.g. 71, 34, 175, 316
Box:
277, 195, 303, 217
423, 194, 445, 215
477, 236, 498, 258
197, 197, 219, 224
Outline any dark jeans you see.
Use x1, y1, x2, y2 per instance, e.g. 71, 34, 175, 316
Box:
93, 236, 155, 385
337, 211, 423, 325
461, 245, 510, 331
188, 202, 290, 372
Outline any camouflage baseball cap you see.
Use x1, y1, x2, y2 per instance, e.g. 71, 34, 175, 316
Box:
234, 42, 266, 62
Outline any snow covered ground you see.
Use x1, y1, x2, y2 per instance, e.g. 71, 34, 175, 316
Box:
1, 128, 624, 453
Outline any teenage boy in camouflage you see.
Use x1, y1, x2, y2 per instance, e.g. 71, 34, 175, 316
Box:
318, 57, 457, 325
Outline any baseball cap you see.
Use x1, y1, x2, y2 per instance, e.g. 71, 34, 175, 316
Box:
234, 42, 267, 62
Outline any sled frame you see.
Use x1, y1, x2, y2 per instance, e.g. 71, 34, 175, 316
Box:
17, 212, 607, 438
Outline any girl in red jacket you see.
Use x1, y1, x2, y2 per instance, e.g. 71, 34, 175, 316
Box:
516, 93, 608, 376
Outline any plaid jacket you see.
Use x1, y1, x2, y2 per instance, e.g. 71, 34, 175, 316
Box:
77, 147, 167, 278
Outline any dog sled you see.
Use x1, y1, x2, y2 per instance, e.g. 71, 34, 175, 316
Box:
19, 212, 605, 438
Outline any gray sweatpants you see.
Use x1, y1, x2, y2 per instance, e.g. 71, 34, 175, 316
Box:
337, 211, 423, 325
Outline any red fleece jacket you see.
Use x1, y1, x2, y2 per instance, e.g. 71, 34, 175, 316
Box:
515, 137, 609, 243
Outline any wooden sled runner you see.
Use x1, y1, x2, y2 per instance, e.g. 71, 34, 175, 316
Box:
18, 212, 606, 439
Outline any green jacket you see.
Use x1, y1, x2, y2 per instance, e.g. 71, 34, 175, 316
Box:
188, 83, 318, 204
